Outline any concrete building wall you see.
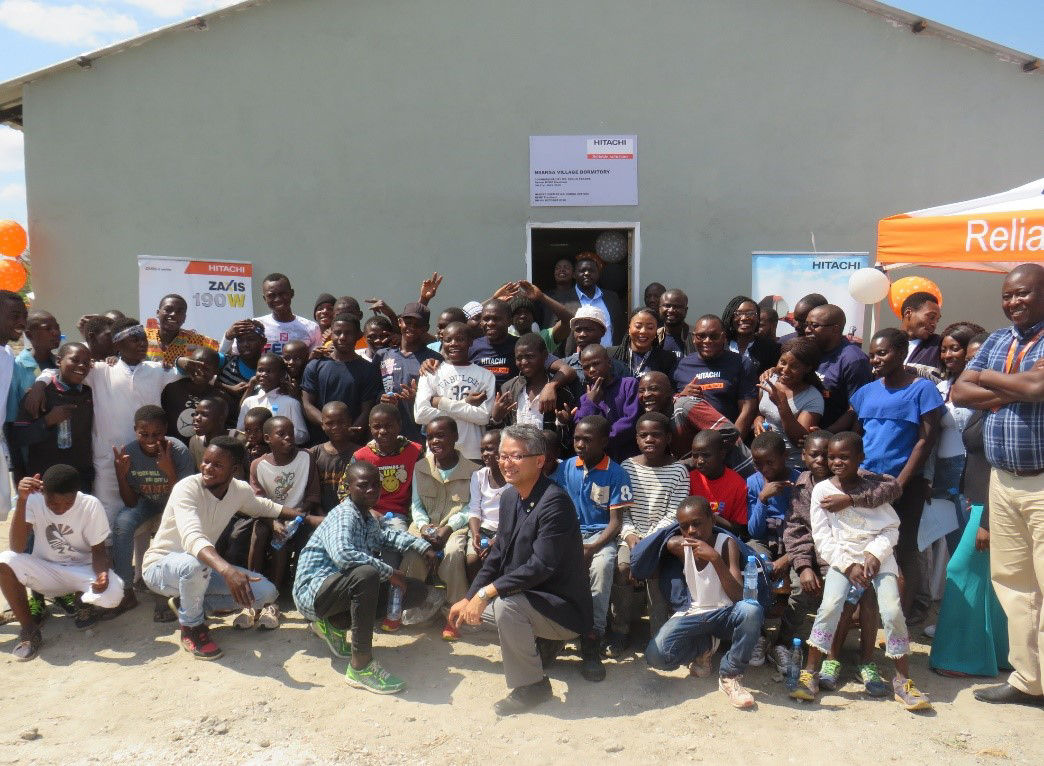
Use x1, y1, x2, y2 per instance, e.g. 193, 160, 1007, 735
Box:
21, 0, 1044, 333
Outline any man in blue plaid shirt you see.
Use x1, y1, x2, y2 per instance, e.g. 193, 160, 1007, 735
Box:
293, 461, 438, 694
953, 263, 1044, 709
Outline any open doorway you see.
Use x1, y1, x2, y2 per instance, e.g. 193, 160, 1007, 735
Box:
525, 222, 641, 315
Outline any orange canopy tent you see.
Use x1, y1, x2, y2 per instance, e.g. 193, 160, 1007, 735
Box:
877, 177, 1044, 273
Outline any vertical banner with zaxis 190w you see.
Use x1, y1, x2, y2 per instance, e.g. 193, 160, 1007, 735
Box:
137, 255, 253, 341
751, 252, 870, 344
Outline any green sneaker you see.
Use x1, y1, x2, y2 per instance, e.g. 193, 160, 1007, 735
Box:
858, 662, 890, 697
345, 659, 405, 695
312, 619, 351, 659
27, 593, 47, 625
818, 658, 841, 691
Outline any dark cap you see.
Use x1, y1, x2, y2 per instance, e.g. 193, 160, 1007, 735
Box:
400, 302, 430, 323
313, 293, 336, 313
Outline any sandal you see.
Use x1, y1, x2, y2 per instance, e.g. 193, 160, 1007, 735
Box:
12, 629, 42, 661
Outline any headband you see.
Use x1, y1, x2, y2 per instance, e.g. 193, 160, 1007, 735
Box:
112, 324, 146, 343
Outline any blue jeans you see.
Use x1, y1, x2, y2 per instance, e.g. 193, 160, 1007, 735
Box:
646, 600, 764, 678
585, 532, 618, 636
809, 566, 909, 659
142, 552, 278, 628
112, 500, 163, 584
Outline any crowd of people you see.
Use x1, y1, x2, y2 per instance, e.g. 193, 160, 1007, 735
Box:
0, 252, 1042, 717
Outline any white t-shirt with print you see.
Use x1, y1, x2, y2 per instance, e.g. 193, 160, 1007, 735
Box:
257, 313, 322, 354
26, 492, 110, 566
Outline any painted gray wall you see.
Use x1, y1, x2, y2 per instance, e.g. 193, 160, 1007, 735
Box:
21, 0, 1042, 335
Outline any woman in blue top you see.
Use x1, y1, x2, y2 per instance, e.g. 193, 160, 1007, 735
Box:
850, 327, 944, 623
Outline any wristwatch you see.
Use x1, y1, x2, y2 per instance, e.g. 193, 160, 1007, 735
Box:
477, 586, 493, 601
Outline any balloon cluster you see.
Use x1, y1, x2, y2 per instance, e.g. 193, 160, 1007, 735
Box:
0, 220, 28, 292
848, 267, 941, 318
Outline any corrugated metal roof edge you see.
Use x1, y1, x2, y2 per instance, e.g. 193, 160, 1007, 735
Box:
0, 0, 1040, 123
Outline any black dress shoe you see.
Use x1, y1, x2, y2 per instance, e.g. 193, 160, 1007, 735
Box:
494, 677, 553, 716
579, 636, 606, 682
536, 638, 564, 669
974, 683, 1044, 707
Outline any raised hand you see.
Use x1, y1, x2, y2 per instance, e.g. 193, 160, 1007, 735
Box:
515, 280, 543, 301
555, 404, 577, 425
398, 379, 417, 404
586, 377, 605, 404
419, 272, 443, 304
16, 474, 43, 500
155, 438, 176, 478
491, 390, 516, 422
490, 282, 519, 302
112, 446, 132, 479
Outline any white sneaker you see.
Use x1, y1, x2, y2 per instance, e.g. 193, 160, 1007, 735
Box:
256, 604, 280, 630
719, 675, 755, 709
770, 643, 791, 674
748, 635, 769, 666
232, 609, 257, 630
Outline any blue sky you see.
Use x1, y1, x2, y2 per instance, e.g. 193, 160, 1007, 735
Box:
2, 0, 1044, 227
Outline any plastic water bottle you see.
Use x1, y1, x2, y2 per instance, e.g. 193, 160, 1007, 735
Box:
383, 511, 404, 619
786, 638, 802, 690
56, 419, 72, 449
742, 555, 759, 603
846, 583, 865, 605
387, 582, 404, 621
270, 514, 303, 550
759, 552, 784, 589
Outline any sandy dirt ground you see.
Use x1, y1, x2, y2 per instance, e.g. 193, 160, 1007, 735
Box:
1, 592, 1041, 766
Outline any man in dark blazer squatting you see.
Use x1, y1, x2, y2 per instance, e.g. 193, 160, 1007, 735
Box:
448, 424, 596, 716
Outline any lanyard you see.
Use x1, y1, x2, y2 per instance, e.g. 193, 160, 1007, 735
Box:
1003, 327, 1044, 374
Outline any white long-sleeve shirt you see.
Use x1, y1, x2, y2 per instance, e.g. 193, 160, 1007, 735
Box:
237, 387, 308, 445
414, 363, 494, 461
809, 478, 899, 576
143, 475, 282, 570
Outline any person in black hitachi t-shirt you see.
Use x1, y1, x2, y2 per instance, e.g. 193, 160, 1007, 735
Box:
671, 315, 758, 441
467, 298, 579, 397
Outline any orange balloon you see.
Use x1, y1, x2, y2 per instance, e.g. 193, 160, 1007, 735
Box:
0, 220, 27, 258
0, 258, 27, 292
889, 276, 942, 318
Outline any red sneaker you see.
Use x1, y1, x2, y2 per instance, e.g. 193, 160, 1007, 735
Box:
180, 625, 223, 660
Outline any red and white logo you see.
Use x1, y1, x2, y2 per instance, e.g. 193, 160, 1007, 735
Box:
586, 138, 634, 160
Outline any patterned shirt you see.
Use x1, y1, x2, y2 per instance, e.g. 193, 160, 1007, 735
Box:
145, 327, 218, 366
292, 498, 430, 621
965, 321, 1044, 473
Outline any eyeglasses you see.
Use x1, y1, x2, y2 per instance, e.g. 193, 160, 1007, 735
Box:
734, 310, 758, 319
499, 452, 542, 463
804, 322, 837, 331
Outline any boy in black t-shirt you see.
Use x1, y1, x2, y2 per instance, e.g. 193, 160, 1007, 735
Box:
12, 342, 95, 491
307, 402, 362, 513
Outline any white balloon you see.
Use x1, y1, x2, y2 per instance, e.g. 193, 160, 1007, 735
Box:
848, 268, 890, 304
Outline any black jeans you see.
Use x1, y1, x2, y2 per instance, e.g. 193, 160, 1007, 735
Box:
312, 565, 426, 655
893, 478, 931, 620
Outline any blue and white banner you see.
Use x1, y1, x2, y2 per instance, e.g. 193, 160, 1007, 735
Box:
752, 252, 870, 343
